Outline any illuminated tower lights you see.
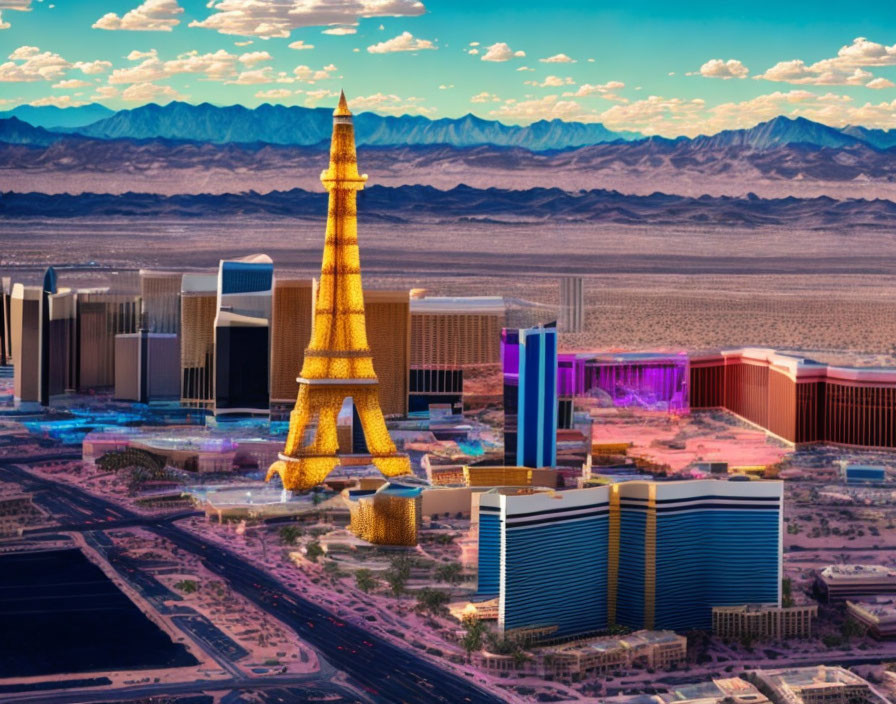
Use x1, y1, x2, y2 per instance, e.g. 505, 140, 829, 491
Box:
267, 92, 411, 491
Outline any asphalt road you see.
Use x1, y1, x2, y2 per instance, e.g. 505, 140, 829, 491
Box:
0, 673, 352, 704
0, 461, 503, 704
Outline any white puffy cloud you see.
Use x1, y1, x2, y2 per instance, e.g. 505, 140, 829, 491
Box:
833, 37, 896, 67
438, 83, 453, 89
92, 85, 120, 100
488, 94, 591, 122
0, 46, 70, 81
73, 59, 113, 74
481, 42, 525, 62
256, 87, 293, 99
467, 48, 479, 55
322, 26, 356, 35
367, 30, 435, 53
563, 81, 625, 100
597, 95, 706, 135
587, 89, 896, 136
110, 48, 278, 84
234, 39, 253, 46
540, 53, 575, 63
702, 90, 896, 133
347, 92, 433, 115
288, 39, 314, 50
866, 77, 895, 90
227, 66, 277, 84
516, 65, 534, 72
470, 91, 500, 103
756, 37, 896, 88
126, 49, 157, 61
238, 50, 272, 66
304, 87, 338, 105
189, 0, 425, 39
93, 0, 183, 32
29, 94, 87, 107
120, 81, 185, 101
695, 58, 748, 79
0, 0, 31, 30
292, 62, 337, 82
757, 59, 873, 86
524, 75, 574, 88
52, 78, 90, 89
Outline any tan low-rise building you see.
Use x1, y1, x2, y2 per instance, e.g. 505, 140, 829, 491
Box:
712, 604, 818, 641
747, 665, 880, 704
846, 598, 896, 639
540, 630, 687, 680
463, 465, 560, 488
816, 564, 896, 602
0, 487, 40, 537
669, 677, 771, 704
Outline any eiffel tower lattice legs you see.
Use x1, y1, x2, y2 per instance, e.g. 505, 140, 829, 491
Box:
266, 384, 411, 491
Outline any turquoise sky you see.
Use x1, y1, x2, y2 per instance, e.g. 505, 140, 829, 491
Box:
2, 0, 896, 135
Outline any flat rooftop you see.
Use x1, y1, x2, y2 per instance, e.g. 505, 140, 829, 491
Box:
818, 564, 896, 581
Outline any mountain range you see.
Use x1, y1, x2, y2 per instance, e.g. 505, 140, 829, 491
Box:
0, 101, 639, 150
5, 117, 896, 199
0, 103, 115, 129
5, 101, 896, 152
5, 104, 896, 201
4, 185, 896, 229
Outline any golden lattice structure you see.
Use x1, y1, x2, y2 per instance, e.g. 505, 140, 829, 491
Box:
266, 92, 412, 491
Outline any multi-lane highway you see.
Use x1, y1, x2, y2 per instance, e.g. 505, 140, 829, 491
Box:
0, 461, 502, 704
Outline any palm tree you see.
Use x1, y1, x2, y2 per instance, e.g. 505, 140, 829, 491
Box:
434, 563, 463, 584
461, 616, 485, 662
355, 568, 377, 593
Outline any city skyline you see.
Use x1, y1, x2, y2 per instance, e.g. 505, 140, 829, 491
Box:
0, 0, 895, 135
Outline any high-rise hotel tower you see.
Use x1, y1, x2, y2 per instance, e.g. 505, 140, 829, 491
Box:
267, 93, 411, 491
479, 479, 782, 639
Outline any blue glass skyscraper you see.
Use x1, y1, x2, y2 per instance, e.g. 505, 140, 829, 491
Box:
479, 479, 783, 639
503, 326, 558, 468
214, 255, 274, 417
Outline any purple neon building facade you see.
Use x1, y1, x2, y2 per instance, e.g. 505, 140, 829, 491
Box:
557, 352, 689, 413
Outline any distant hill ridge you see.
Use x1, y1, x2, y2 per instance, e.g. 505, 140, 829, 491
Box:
4, 185, 896, 228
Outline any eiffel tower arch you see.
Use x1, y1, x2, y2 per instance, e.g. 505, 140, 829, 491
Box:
266, 92, 412, 491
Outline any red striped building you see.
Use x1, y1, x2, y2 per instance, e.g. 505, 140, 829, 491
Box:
690, 348, 896, 449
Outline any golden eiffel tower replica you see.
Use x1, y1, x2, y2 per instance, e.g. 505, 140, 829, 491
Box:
267, 92, 412, 491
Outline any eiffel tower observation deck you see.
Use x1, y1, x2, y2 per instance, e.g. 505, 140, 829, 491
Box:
266, 92, 412, 491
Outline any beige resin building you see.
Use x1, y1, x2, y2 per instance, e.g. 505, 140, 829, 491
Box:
269, 278, 314, 412
77, 291, 141, 391
269, 284, 408, 418
10, 284, 41, 409
364, 289, 410, 417
410, 296, 505, 368
139, 269, 181, 334
712, 604, 817, 641
180, 274, 217, 409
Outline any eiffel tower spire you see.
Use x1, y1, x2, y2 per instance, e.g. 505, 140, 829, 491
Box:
266, 93, 411, 491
